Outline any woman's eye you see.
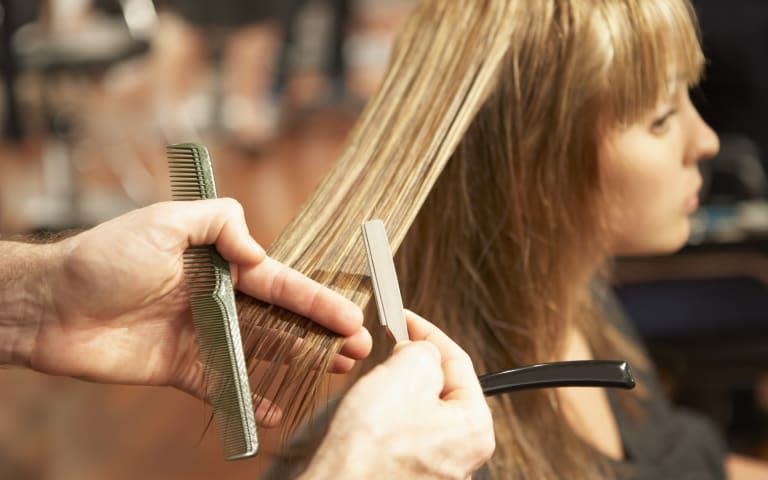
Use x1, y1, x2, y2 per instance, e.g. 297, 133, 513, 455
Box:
650, 109, 676, 134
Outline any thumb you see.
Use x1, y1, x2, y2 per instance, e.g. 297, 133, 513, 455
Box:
156, 198, 266, 265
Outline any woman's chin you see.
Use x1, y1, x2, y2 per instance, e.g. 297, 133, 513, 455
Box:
612, 221, 691, 257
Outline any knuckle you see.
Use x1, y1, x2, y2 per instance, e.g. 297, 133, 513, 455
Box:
456, 349, 473, 367
269, 263, 289, 302
216, 197, 245, 222
397, 343, 441, 379
413, 341, 441, 362
459, 401, 495, 461
220, 197, 245, 218
477, 425, 496, 459
472, 412, 496, 459
306, 282, 323, 318
145, 201, 171, 222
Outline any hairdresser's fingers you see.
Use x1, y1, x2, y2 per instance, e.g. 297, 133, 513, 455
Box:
339, 326, 372, 360
345, 340, 443, 406
404, 310, 467, 361
386, 341, 444, 398
276, 339, 361, 373
404, 310, 484, 403
175, 360, 283, 427
324, 327, 371, 372
253, 395, 283, 428
241, 325, 363, 372
156, 199, 266, 265
404, 314, 495, 468
245, 318, 369, 363
328, 354, 356, 373
173, 358, 207, 400
236, 257, 366, 341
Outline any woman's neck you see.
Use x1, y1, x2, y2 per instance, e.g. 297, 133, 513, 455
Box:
556, 325, 625, 461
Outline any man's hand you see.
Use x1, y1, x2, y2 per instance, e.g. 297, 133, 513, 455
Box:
303, 311, 495, 479
1, 199, 371, 426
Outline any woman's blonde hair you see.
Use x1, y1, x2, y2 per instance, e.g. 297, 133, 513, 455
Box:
392, 0, 704, 478
240, 0, 705, 477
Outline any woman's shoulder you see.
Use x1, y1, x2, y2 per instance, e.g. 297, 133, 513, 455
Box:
595, 283, 727, 479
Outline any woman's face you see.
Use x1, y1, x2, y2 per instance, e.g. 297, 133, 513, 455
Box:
599, 83, 720, 256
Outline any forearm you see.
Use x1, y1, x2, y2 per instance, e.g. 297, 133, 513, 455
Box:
0, 241, 58, 367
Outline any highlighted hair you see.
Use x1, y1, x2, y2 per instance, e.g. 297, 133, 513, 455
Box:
238, 1, 704, 478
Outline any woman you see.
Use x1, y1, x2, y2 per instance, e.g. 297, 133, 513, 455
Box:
268, 0, 768, 478
394, 0, 716, 477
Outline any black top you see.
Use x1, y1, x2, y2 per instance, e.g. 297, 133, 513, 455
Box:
601, 288, 726, 479
264, 289, 727, 479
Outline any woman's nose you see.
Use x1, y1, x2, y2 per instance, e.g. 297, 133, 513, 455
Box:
686, 106, 720, 165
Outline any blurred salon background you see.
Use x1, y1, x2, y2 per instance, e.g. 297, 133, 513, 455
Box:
0, 0, 766, 478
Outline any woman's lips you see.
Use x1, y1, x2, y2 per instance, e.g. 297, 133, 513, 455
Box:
685, 193, 700, 213
685, 181, 702, 213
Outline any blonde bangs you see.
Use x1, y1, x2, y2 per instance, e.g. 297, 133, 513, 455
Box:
596, 0, 704, 124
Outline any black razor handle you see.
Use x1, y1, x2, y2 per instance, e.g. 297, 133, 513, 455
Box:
479, 360, 635, 396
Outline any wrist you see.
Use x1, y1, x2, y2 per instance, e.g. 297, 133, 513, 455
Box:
301, 427, 376, 479
0, 241, 60, 367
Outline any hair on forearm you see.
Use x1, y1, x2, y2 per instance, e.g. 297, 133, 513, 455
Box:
0, 229, 83, 244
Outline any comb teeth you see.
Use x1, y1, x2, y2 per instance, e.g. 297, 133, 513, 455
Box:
168, 143, 259, 460
167, 144, 216, 201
